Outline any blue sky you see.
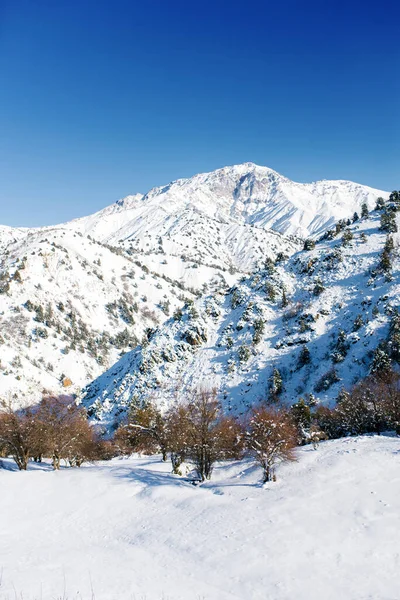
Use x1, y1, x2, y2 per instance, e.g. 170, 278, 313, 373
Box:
0, 0, 398, 226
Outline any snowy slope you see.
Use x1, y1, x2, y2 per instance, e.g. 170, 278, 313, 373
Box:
83, 207, 400, 426
0, 227, 199, 403
0, 225, 29, 252
0, 435, 399, 600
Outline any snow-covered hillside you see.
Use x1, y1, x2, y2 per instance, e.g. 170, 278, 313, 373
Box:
83, 206, 400, 426
0, 228, 200, 402
0, 163, 389, 402
1, 435, 399, 600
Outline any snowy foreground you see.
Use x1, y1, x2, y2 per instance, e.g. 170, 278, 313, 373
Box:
1, 436, 399, 600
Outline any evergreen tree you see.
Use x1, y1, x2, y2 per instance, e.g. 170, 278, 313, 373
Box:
342, 228, 353, 247
388, 311, 400, 363
385, 235, 394, 252
290, 399, 312, 442
389, 190, 400, 209
297, 345, 311, 368
264, 258, 276, 275
352, 212, 359, 222
361, 202, 369, 218
303, 239, 316, 251
13, 270, 22, 283
332, 330, 349, 363
380, 248, 392, 273
353, 314, 364, 331
281, 289, 288, 308
269, 367, 283, 400
375, 196, 386, 211
380, 209, 397, 233
313, 278, 325, 296
370, 343, 392, 375
265, 282, 276, 302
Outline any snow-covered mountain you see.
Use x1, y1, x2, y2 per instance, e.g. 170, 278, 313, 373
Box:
0, 163, 389, 402
83, 205, 400, 427
64, 162, 387, 275
70, 162, 387, 240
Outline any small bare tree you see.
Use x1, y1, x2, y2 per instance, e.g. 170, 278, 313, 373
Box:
246, 406, 297, 482
115, 402, 168, 459
0, 401, 39, 470
178, 389, 244, 481
35, 395, 95, 469
164, 404, 191, 474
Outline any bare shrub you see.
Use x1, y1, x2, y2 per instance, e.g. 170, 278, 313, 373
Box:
0, 401, 39, 470
246, 406, 297, 483
169, 389, 244, 481
114, 402, 168, 460
34, 395, 96, 469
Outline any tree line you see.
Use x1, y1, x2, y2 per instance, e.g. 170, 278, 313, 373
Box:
2, 368, 400, 483
0, 396, 112, 471
0, 391, 296, 483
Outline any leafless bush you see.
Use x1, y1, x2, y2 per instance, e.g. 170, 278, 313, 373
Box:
114, 402, 168, 460
0, 401, 39, 470
177, 389, 244, 481
246, 406, 297, 482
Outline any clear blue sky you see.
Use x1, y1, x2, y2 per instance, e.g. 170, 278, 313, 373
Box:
0, 0, 399, 227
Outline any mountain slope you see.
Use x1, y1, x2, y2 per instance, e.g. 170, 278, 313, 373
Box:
0, 227, 199, 402
83, 206, 400, 427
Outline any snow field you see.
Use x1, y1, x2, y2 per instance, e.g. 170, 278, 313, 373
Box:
0, 435, 399, 600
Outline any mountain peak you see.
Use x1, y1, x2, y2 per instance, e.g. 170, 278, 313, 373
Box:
115, 193, 143, 209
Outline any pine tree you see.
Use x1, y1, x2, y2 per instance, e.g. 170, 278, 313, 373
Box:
380, 248, 392, 273
370, 343, 392, 375
265, 282, 276, 302
264, 258, 276, 275
389, 190, 400, 209
352, 212, 359, 222
342, 228, 353, 247
13, 270, 22, 283
303, 239, 316, 251
269, 367, 283, 399
380, 209, 397, 233
290, 399, 312, 442
375, 196, 386, 210
297, 345, 311, 368
281, 289, 288, 308
361, 202, 369, 218
313, 278, 325, 296
384, 235, 394, 253
332, 330, 349, 363
388, 311, 400, 363
353, 314, 364, 331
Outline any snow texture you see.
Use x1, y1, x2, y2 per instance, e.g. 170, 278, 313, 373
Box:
0, 435, 399, 599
